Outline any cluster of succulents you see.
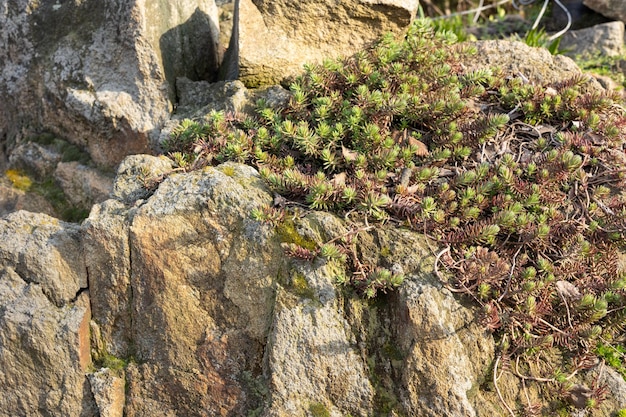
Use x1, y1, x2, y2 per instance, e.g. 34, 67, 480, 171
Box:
163, 19, 626, 411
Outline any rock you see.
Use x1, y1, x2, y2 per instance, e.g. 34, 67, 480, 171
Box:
0, 267, 95, 416
559, 21, 625, 58
54, 161, 114, 209
238, 0, 419, 87
0, 211, 87, 307
0, 0, 220, 168
465, 40, 604, 92
583, 0, 626, 22
545, 0, 611, 31
395, 278, 495, 416
111, 154, 175, 205
121, 163, 279, 416
592, 73, 621, 91
264, 264, 375, 416
0, 137, 113, 220
88, 368, 126, 417
0, 178, 57, 218
8, 142, 62, 181
176, 78, 249, 115
2, 155, 626, 416
83, 199, 134, 358
174, 78, 291, 118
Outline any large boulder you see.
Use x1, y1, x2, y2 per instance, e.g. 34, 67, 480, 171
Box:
0, 0, 220, 169
466, 40, 602, 87
0, 210, 87, 306
87, 161, 282, 416
238, 0, 419, 87
80, 157, 501, 416
124, 163, 278, 416
0, 212, 94, 416
583, 0, 626, 22
559, 21, 625, 58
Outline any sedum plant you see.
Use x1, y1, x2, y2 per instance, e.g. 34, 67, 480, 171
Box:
164, 18, 626, 412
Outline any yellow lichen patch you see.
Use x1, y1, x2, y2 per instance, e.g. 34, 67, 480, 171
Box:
5, 169, 33, 191
290, 271, 316, 300
275, 218, 318, 251
219, 164, 236, 177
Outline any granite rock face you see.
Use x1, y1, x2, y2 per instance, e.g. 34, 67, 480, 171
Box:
123, 163, 278, 416
90, 159, 500, 417
0, 211, 87, 306
0, 0, 220, 168
237, 0, 419, 87
0, 212, 94, 416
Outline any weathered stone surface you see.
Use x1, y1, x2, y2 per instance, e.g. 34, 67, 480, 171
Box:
592, 73, 621, 91
2, 154, 626, 416
88, 368, 126, 417
466, 40, 603, 89
395, 278, 494, 416
111, 154, 175, 205
238, 0, 419, 87
176, 78, 249, 115
123, 162, 279, 416
264, 262, 375, 416
0, 178, 57, 217
0, 267, 95, 416
560, 21, 625, 58
8, 142, 62, 181
174, 79, 291, 119
83, 199, 133, 358
583, 0, 626, 22
0, 210, 87, 307
0, 0, 220, 168
55, 161, 114, 208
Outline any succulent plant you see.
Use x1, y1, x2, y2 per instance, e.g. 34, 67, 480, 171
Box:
163, 18, 626, 410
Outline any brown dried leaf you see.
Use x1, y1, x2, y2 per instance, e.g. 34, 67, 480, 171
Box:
392, 128, 429, 156
342, 145, 358, 162
406, 184, 422, 195
408, 137, 429, 156
391, 128, 409, 142
545, 86, 558, 96
331, 172, 346, 187
555, 280, 581, 301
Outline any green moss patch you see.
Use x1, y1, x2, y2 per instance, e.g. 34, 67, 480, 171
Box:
29, 132, 92, 165
308, 402, 330, 417
31, 178, 89, 222
275, 218, 318, 251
